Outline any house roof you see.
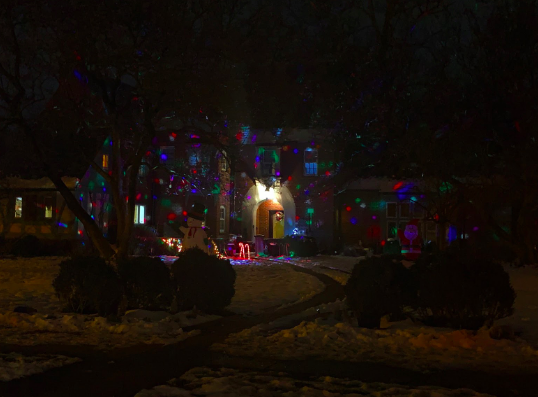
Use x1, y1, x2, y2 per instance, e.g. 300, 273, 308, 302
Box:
0, 177, 79, 190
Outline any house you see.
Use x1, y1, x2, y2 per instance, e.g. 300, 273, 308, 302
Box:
2, 127, 438, 254
0, 177, 80, 241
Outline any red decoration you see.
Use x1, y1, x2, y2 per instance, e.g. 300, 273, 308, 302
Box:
236, 132, 243, 141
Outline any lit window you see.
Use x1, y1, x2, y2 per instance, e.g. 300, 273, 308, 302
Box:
304, 148, 318, 176
134, 205, 145, 224
102, 154, 109, 169
44, 196, 53, 219
14, 197, 22, 218
386, 203, 397, 218
219, 206, 225, 233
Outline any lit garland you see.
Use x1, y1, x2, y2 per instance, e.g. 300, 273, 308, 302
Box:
161, 237, 182, 254
211, 239, 227, 259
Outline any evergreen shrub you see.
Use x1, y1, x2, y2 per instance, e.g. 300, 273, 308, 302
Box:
52, 256, 122, 316
284, 235, 318, 257
117, 256, 174, 310
411, 250, 516, 329
171, 248, 236, 313
344, 255, 413, 328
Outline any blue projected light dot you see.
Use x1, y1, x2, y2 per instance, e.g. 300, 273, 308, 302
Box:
350, 217, 357, 225
293, 148, 299, 154
161, 154, 168, 160
255, 156, 260, 162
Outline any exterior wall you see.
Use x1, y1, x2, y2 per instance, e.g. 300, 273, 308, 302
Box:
0, 180, 78, 240
335, 179, 430, 248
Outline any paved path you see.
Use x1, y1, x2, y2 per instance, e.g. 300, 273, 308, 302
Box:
0, 264, 344, 397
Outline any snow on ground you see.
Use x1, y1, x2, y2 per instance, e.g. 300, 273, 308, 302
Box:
211, 260, 538, 374
0, 257, 325, 346
496, 266, 538, 346
212, 317, 538, 373
0, 257, 63, 313
134, 367, 493, 397
0, 352, 80, 382
229, 263, 325, 315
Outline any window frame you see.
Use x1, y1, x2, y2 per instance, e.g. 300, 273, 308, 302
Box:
400, 202, 411, 218
303, 148, 318, 176
134, 204, 146, 224
44, 196, 54, 219
102, 154, 109, 170
14, 196, 23, 218
386, 202, 397, 218
219, 206, 225, 233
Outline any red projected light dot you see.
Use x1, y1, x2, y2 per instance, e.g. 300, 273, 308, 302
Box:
182, 211, 188, 216
381, 240, 386, 246
346, 206, 351, 212
288, 176, 292, 181
167, 213, 177, 220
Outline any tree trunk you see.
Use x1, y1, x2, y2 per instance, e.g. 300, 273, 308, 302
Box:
48, 174, 115, 259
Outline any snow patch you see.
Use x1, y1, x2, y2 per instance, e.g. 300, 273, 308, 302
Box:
135, 367, 493, 397
0, 353, 80, 382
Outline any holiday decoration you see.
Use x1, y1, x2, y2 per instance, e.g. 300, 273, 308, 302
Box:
397, 219, 422, 260
179, 202, 209, 253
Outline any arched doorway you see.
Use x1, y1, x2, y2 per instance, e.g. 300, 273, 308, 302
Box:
256, 200, 284, 238
241, 183, 296, 241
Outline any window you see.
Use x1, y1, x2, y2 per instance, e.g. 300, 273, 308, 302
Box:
261, 149, 276, 176
160, 146, 175, 165
304, 148, 318, 176
14, 197, 22, 218
44, 196, 54, 219
134, 204, 145, 224
387, 221, 398, 238
400, 203, 410, 218
102, 154, 109, 169
189, 152, 198, 166
241, 126, 250, 144
219, 206, 225, 233
138, 165, 148, 177
24, 195, 38, 221
386, 202, 397, 218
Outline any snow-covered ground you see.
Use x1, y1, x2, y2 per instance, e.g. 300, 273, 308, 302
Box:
0, 257, 325, 347
212, 317, 538, 373
211, 259, 538, 374
134, 367, 493, 397
0, 352, 80, 382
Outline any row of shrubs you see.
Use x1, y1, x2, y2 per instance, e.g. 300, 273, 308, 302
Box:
52, 248, 236, 317
344, 249, 516, 330
0, 228, 178, 258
